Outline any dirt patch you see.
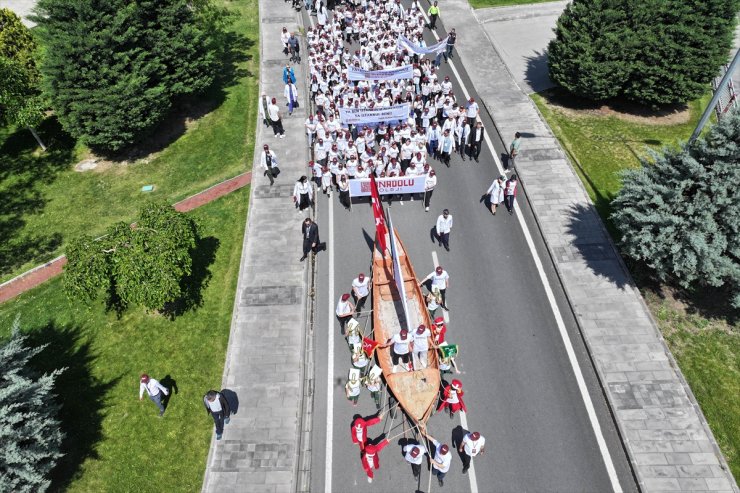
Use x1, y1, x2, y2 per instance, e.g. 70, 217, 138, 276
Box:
539, 89, 692, 125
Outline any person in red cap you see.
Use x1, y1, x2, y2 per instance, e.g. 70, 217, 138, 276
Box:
138, 374, 169, 417
350, 412, 384, 451
459, 431, 486, 474
403, 442, 428, 480
361, 437, 390, 483
432, 317, 447, 345
351, 273, 371, 314
421, 265, 450, 310
335, 293, 356, 335
437, 379, 467, 418
423, 430, 452, 487
412, 324, 431, 369
380, 329, 412, 373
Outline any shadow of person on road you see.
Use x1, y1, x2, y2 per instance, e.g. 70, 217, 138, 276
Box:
451, 424, 468, 463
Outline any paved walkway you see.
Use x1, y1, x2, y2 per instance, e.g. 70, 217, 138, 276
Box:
0, 172, 251, 304
449, 0, 738, 491
200, 1, 310, 492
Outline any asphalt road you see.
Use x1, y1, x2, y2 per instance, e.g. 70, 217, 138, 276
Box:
303, 4, 638, 492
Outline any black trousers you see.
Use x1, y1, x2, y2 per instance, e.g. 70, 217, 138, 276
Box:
303, 239, 316, 256
352, 292, 367, 312
424, 189, 433, 207
472, 140, 483, 159
391, 349, 411, 366
337, 314, 351, 335
461, 452, 472, 471
271, 118, 285, 135
423, 279, 447, 307
410, 462, 421, 478
429, 13, 438, 28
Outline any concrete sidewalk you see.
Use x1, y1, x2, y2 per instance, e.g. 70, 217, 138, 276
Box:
447, 0, 738, 491
201, 1, 311, 491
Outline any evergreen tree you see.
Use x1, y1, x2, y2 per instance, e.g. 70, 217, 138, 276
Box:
548, 0, 739, 107
611, 110, 740, 307
0, 318, 64, 493
0, 9, 45, 144
64, 201, 200, 311
32, 0, 225, 151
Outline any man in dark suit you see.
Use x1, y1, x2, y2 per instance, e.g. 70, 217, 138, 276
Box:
300, 217, 320, 262
467, 121, 485, 162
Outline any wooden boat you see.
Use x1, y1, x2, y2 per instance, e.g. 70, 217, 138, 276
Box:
372, 227, 440, 424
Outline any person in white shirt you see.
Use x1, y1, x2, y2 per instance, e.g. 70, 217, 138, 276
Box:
351, 343, 369, 370
203, 390, 231, 440
402, 443, 428, 480
260, 144, 279, 186
267, 98, 285, 138
434, 208, 453, 251
465, 97, 479, 127
305, 114, 318, 148
486, 175, 505, 215
381, 328, 412, 373
139, 374, 169, 417
363, 371, 383, 410
345, 369, 362, 406
459, 431, 486, 474
412, 324, 431, 369
351, 272, 371, 313
424, 168, 437, 212
423, 432, 452, 487
336, 293, 356, 335
421, 265, 450, 309
293, 175, 313, 212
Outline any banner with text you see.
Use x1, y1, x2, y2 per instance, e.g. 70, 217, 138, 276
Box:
339, 103, 410, 126
397, 35, 447, 55
347, 64, 414, 81
349, 176, 426, 196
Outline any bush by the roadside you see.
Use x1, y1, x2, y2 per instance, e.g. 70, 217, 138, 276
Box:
548, 0, 739, 107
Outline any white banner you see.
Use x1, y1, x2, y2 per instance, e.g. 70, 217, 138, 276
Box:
397, 35, 447, 55
349, 176, 426, 196
347, 64, 414, 81
339, 103, 410, 126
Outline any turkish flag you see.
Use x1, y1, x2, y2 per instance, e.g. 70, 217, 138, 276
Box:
370, 175, 388, 254
362, 337, 380, 357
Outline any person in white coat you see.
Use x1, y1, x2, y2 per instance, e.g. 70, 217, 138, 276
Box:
486, 175, 505, 215
284, 82, 299, 116
434, 209, 453, 251
293, 175, 313, 212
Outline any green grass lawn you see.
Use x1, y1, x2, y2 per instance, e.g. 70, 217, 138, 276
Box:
533, 89, 739, 480
0, 187, 249, 492
469, 0, 557, 8
0, 0, 258, 282
532, 89, 710, 236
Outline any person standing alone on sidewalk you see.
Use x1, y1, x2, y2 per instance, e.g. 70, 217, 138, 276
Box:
508, 132, 521, 171
434, 209, 453, 251
139, 374, 169, 417
427, 1, 439, 29
267, 98, 286, 138
203, 390, 231, 440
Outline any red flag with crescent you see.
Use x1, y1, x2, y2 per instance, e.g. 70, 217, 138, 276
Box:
370, 175, 388, 254
362, 337, 380, 357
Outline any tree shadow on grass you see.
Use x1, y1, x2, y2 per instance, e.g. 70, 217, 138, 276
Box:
97, 32, 255, 163
161, 236, 220, 319
25, 322, 121, 491
0, 117, 75, 276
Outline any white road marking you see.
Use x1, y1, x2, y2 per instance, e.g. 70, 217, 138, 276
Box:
418, 8, 623, 492
325, 194, 335, 493
430, 250, 449, 324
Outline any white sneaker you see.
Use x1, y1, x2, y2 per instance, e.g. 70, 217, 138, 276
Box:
411, 196, 414, 201
425, 207, 429, 212
400, 201, 404, 205
367, 477, 372, 483
279, 134, 285, 139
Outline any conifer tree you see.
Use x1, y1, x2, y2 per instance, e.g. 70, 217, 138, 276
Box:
548, 0, 739, 106
0, 319, 64, 493
32, 0, 225, 151
611, 110, 740, 307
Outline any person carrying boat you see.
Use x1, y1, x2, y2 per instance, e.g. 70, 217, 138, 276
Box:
422, 431, 452, 487
432, 316, 446, 345
412, 324, 432, 369
350, 412, 384, 451
336, 293, 356, 336
380, 328, 412, 373
438, 342, 461, 375
346, 368, 362, 407
363, 371, 383, 411
351, 343, 370, 372
425, 290, 441, 319
351, 272, 371, 314
437, 379, 467, 418
402, 443, 428, 480
361, 438, 390, 484
421, 266, 450, 310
